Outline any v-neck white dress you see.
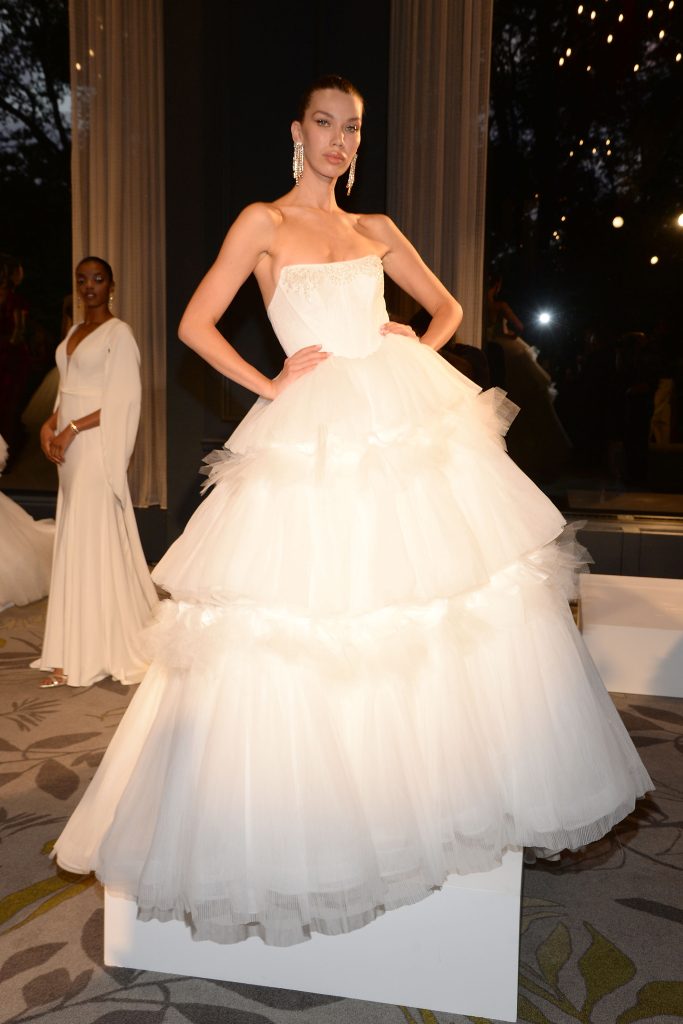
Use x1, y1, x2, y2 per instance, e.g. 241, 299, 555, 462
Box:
32, 319, 158, 686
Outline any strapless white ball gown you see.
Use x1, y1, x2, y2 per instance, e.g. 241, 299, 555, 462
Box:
53, 256, 652, 945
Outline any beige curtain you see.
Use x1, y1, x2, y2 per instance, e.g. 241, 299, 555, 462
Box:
69, 0, 167, 507
388, 0, 494, 348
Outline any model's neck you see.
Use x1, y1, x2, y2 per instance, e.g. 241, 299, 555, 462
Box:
293, 173, 340, 212
83, 311, 113, 325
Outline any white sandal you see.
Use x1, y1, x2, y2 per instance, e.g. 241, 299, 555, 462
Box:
39, 672, 68, 689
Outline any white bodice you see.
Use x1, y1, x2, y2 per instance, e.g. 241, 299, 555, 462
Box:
267, 255, 388, 359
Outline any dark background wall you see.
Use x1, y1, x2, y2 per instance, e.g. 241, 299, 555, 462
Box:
162, 0, 392, 548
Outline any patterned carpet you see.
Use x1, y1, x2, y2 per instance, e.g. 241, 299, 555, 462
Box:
1, 600, 682, 1024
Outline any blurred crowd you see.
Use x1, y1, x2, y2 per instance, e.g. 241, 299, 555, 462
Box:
0, 253, 63, 473
555, 319, 680, 487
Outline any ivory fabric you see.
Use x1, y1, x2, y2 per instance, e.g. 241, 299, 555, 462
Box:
54, 260, 651, 943
387, 0, 494, 347
33, 320, 158, 687
68, 0, 167, 507
0, 435, 54, 609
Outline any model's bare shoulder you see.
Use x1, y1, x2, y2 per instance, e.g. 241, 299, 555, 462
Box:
214, 203, 282, 270
238, 201, 284, 225
231, 202, 282, 243
356, 213, 403, 249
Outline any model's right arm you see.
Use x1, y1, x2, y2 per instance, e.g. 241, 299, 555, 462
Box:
178, 204, 328, 399
40, 410, 60, 463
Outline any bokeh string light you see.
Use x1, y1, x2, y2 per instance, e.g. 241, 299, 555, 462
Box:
488, 0, 680, 349
492, 1, 680, 319
567, 0, 680, 80
564, 1, 681, 254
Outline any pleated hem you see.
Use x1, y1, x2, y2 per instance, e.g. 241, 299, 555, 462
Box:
81, 785, 651, 948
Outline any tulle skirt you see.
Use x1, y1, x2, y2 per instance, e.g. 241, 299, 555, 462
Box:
53, 336, 652, 945
0, 490, 54, 609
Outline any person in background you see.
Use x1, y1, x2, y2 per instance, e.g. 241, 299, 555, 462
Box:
615, 331, 660, 486
32, 257, 158, 687
0, 254, 31, 457
485, 271, 570, 479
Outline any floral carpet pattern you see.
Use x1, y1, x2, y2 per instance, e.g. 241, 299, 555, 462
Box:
1, 600, 682, 1024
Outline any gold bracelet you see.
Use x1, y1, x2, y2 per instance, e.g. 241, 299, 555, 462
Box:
69, 420, 80, 435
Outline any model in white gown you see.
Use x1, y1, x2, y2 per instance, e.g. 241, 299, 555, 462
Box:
0, 434, 54, 610
53, 255, 652, 943
32, 318, 158, 686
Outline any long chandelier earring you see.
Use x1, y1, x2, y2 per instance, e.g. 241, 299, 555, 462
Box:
346, 153, 357, 196
108, 291, 114, 312
292, 141, 304, 185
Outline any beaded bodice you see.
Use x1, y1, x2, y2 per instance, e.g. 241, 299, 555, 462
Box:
266, 255, 387, 359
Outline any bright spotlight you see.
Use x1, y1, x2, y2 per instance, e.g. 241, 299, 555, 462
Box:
612, 215, 625, 228
677, 213, 683, 227
538, 311, 552, 325
650, 256, 659, 265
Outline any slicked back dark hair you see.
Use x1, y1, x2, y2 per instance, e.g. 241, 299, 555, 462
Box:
76, 256, 114, 282
296, 74, 364, 121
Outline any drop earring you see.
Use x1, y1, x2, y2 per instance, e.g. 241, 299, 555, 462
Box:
293, 141, 304, 185
108, 291, 114, 311
346, 153, 357, 196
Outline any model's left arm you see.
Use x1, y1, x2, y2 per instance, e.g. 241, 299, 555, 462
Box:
363, 215, 463, 351
101, 321, 142, 508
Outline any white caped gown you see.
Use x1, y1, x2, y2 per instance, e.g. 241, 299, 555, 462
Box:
32, 319, 158, 686
54, 257, 651, 944
0, 435, 54, 609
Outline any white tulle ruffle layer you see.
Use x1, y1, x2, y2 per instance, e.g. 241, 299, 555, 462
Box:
54, 557, 651, 945
153, 336, 566, 615
0, 492, 54, 608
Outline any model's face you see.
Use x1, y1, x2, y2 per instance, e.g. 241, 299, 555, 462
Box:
294, 88, 363, 180
76, 261, 111, 311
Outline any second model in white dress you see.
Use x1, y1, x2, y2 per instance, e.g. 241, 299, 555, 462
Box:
32, 319, 158, 686
54, 258, 651, 944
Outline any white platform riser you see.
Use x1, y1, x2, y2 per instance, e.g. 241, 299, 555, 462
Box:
105, 851, 523, 1022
